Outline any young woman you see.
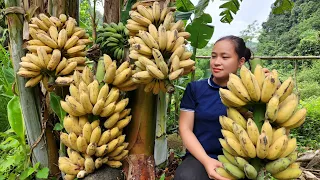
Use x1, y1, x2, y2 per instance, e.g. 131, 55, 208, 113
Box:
174, 36, 266, 180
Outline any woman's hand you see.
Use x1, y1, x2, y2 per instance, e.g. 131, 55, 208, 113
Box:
262, 68, 270, 77
203, 157, 231, 180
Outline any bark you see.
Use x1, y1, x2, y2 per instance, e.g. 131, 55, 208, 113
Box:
103, 0, 120, 23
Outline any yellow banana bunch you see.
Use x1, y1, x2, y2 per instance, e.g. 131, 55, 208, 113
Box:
18, 14, 92, 91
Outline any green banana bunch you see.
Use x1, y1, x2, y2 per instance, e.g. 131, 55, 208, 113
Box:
96, 22, 129, 61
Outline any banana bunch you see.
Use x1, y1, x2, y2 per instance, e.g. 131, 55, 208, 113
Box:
217, 108, 302, 179
96, 22, 129, 61
59, 115, 130, 179
126, 2, 194, 94
18, 13, 92, 91
60, 66, 133, 120
102, 54, 138, 91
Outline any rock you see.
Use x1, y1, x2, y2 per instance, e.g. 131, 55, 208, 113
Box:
83, 165, 124, 180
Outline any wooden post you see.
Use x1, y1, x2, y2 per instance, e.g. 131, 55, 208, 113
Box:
103, 0, 120, 23
4, 0, 49, 168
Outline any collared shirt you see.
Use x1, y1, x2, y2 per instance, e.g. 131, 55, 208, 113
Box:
180, 75, 227, 159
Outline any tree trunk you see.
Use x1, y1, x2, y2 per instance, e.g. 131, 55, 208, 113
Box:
5, 0, 49, 168
66, 0, 79, 22
103, 0, 120, 23
48, 0, 66, 17
124, 86, 157, 179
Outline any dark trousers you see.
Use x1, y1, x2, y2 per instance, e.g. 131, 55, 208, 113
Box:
174, 155, 210, 180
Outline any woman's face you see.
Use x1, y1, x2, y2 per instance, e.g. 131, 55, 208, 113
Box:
210, 40, 245, 81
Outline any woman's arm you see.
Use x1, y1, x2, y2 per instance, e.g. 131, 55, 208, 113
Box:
179, 111, 230, 180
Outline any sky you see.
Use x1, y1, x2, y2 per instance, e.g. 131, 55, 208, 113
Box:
190, 0, 275, 43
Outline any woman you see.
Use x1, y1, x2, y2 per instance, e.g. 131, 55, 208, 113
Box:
174, 35, 262, 180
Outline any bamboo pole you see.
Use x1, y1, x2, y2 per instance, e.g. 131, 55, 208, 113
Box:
4, 0, 49, 168
196, 55, 320, 60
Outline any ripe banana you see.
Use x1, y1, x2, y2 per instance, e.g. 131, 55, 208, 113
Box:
240, 65, 261, 102
227, 108, 247, 129
265, 95, 279, 122
253, 64, 265, 89
275, 77, 294, 102
246, 118, 259, 146
227, 73, 251, 102
256, 132, 270, 159
260, 71, 279, 103
219, 88, 246, 107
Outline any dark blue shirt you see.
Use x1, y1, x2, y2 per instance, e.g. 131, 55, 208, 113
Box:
180, 75, 227, 159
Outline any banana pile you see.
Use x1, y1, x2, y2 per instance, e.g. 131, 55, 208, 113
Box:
96, 22, 129, 61
17, 13, 92, 90
216, 65, 307, 179
102, 54, 138, 91
126, 2, 195, 94
59, 115, 129, 179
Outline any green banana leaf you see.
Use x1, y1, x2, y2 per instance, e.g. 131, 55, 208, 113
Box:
219, 0, 242, 24
186, 13, 214, 49
7, 95, 25, 145
49, 92, 66, 123
175, 0, 195, 12
194, 0, 211, 19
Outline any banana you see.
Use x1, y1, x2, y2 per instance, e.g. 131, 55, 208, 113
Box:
139, 30, 159, 49
48, 26, 58, 43
265, 95, 279, 122
77, 170, 87, 179
158, 24, 167, 51
64, 174, 76, 180
68, 132, 78, 151
106, 160, 122, 168
95, 158, 103, 169
227, 108, 247, 129
221, 130, 237, 140
169, 68, 184, 80
240, 65, 261, 102
100, 102, 116, 117
146, 65, 165, 80
119, 109, 131, 120
104, 112, 120, 129
26, 45, 52, 53
104, 87, 120, 106
219, 88, 246, 107
287, 151, 298, 164
160, 7, 168, 22
114, 98, 129, 113
36, 33, 58, 49
152, 1, 160, 22
88, 80, 99, 105
49, 16, 62, 27
72, 29, 86, 39
97, 84, 110, 101
260, 71, 279, 103
279, 138, 296, 158
66, 18, 76, 37
234, 157, 249, 170
239, 130, 256, 158
152, 49, 168, 76
78, 116, 88, 129
132, 43, 152, 55
177, 32, 191, 39
220, 139, 237, 156
19, 62, 41, 71
276, 77, 294, 102
226, 137, 248, 157
27, 39, 45, 46
261, 120, 273, 144
266, 135, 288, 160
76, 39, 92, 45
223, 163, 245, 179
109, 145, 125, 157
39, 13, 55, 27
272, 167, 302, 179
166, 30, 178, 51
26, 53, 45, 69
76, 135, 88, 153
91, 120, 100, 130
104, 61, 117, 84
215, 167, 236, 180
170, 20, 184, 31
80, 92, 93, 114
152, 80, 160, 94
116, 115, 132, 129
86, 142, 97, 156
59, 62, 77, 75
113, 68, 132, 86
110, 127, 120, 140
253, 64, 265, 89
227, 73, 251, 102
55, 57, 68, 75
95, 144, 108, 157
82, 122, 92, 144
64, 36, 79, 50
221, 116, 234, 132
58, 161, 80, 175
82, 66, 93, 85
218, 155, 232, 164
112, 150, 129, 161
148, 24, 158, 41
59, 14, 67, 23
92, 99, 105, 115
17, 70, 40, 78
129, 11, 152, 26
60, 132, 72, 148
116, 61, 130, 75
256, 132, 270, 159
243, 164, 257, 179
246, 118, 259, 146
106, 139, 119, 154
63, 115, 82, 135
31, 17, 49, 31
66, 95, 86, 115
266, 157, 291, 175
275, 94, 299, 124
47, 49, 61, 71
272, 127, 286, 144
60, 100, 83, 116
172, 37, 185, 52
84, 156, 95, 173
279, 108, 307, 129
67, 45, 86, 54
25, 74, 43, 87
98, 130, 111, 146
73, 71, 81, 87
163, 12, 173, 30
222, 148, 237, 165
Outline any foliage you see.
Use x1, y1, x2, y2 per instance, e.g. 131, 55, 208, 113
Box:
79, 0, 104, 36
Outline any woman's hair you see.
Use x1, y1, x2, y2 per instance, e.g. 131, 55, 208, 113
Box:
215, 35, 252, 62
